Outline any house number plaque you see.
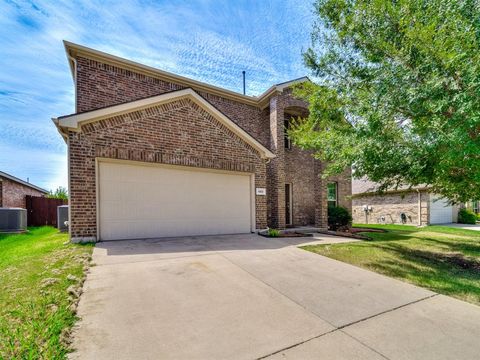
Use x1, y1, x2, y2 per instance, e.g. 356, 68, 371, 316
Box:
256, 188, 266, 196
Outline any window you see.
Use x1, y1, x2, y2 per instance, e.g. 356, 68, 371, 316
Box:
473, 201, 479, 214
284, 118, 291, 149
327, 182, 337, 207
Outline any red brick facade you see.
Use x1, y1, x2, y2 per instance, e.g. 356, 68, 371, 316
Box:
63, 48, 352, 241
0, 177, 45, 208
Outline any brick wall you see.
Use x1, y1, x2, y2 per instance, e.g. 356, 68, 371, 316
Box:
0, 178, 45, 208
352, 190, 429, 225
284, 146, 316, 225
68, 98, 267, 241
75, 57, 270, 147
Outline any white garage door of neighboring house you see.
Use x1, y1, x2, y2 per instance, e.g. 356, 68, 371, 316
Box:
429, 195, 453, 224
98, 161, 254, 241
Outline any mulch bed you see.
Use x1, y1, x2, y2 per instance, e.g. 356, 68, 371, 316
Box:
259, 232, 313, 238
314, 227, 387, 240
350, 228, 387, 234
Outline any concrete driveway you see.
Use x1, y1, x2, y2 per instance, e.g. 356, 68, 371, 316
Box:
444, 223, 480, 231
71, 234, 480, 360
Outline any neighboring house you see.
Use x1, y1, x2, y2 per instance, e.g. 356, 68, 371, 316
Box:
53, 42, 351, 242
0, 171, 48, 208
465, 201, 480, 216
352, 178, 458, 226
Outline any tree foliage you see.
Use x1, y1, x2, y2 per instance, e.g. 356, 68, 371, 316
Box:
47, 186, 68, 200
291, 0, 480, 202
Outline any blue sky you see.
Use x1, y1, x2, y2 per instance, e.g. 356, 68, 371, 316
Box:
0, 0, 315, 191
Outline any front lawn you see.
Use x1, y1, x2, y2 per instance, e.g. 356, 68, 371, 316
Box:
0, 227, 93, 359
303, 224, 480, 305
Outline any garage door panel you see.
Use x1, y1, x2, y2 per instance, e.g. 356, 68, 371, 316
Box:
98, 162, 253, 240
430, 195, 453, 224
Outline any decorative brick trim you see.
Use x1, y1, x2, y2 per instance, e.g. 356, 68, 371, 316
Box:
81, 99, 190, 133
95, 146, 255, 173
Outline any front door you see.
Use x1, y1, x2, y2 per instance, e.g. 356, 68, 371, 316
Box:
285, 183, 292, 226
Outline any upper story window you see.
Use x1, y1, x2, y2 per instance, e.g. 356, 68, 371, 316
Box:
327, 182, 338, 207
284, 118, 291, 149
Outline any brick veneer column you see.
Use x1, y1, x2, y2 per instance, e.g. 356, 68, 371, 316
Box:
314, 161, 328, 229
421, 191, 430, 225
268, 95, 286, 229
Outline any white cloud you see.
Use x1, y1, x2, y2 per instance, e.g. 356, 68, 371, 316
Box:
0, 0, 314, 189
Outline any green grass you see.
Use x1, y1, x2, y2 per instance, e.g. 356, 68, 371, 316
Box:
0, 227, 93, 359
353, 223, 418, 231
303, 224, 480, 305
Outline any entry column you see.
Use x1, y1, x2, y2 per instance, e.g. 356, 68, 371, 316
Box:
267, 95, 286, 229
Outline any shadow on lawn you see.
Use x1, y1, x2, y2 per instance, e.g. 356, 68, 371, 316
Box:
366, 242, 480, 301
373, 242, 480, 275
361, 232, 420, 242
422, 238, 480, 257
371, 257, 480, 300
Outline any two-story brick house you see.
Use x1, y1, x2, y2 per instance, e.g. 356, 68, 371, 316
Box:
53, 42, 351, 242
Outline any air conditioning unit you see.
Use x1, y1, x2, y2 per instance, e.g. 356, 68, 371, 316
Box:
57, 205, 69, 232
0, 208, 27, 233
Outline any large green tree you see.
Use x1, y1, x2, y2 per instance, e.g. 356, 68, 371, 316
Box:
291, 0, 480, 202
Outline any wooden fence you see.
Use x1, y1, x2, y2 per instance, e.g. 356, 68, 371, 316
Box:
25, 195, 68, 227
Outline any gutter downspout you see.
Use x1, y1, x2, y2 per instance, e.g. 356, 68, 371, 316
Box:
417, 189, 422, 226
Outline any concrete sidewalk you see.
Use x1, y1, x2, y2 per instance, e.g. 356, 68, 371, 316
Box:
444, 223, 480, 231
70, 234, 480, 360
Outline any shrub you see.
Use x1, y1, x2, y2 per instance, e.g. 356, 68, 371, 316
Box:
267, 228, 280, 237
328, 205, 352, 231
458, 208, 477, 224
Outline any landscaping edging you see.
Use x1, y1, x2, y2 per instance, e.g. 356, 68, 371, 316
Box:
258, 229, 314, 238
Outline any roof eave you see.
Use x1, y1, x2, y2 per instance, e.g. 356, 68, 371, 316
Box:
352, 186, 431, 197
256, 76, 311, 108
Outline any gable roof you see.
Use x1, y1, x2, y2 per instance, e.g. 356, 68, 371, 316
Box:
0, 171, 48, 194
63, 41, 310, 108
352, 177, 429, 196
53, 88, 276, 160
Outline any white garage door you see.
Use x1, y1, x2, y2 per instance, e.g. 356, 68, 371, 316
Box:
429, 195, 453, 224
98, 161, 253, 241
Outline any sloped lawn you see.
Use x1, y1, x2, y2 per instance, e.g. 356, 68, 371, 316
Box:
0, 227, 93, 359
303, 224, 480, 305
